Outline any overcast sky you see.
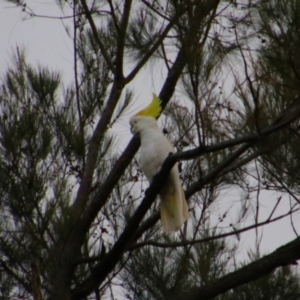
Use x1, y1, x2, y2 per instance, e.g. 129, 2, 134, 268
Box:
0, 1, 74, 80
1, 0, 299, 260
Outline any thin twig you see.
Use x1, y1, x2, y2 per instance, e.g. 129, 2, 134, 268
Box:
129, 209, 299, 250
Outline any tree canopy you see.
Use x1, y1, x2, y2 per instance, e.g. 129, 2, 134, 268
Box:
1, 0, 300, 299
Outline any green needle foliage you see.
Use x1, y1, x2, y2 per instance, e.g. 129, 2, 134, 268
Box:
1, 1, 300, 300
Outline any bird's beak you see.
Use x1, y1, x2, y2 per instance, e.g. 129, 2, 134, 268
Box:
130, 125, 138, 135
130, 126, 134, 134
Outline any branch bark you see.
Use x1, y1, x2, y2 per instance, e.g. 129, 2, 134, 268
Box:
174, 102, 300, 162
175, 236, 300, 300
72, 153, 177, 299
124, 104, 300, 242
31, 261, 43, 300
70, 4, 222, 295
79, 0, 115, 73
128, 209, 298, 250
51, 6, 201, 296
72, 102, 298, 297
124, 6, 185, 83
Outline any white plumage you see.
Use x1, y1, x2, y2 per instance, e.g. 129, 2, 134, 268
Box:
130, 115, 189, 232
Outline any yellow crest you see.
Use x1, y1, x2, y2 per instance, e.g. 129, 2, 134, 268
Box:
136, 94, 162, 119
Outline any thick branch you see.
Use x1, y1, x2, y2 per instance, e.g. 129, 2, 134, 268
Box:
72, 154, 177, 299
73, 34, 192, 248
125, 110, 300, 240
76, 0, 223, 233
31, 261, 43, 300
219, 131, 294, 180
78, 136, 140, 232
174, 104, 300, 162
71, 80, 125, 215
186, 115, 300, 198
67, 24, 194, 298
73, 108, 296, 296
175, 236, 300, 300
49, 80, 125, 300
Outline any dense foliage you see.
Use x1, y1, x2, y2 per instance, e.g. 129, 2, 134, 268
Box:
1, 1, 300, 299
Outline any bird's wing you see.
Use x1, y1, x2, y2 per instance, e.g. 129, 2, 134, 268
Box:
139, 131, 174, 180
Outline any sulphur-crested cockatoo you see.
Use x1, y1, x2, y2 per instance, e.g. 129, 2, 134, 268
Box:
129, 94, 189, 232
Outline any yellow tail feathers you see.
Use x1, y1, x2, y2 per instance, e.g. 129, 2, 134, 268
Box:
160, 187, 189, 232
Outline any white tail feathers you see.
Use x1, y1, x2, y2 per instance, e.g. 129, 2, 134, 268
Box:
160, 187, 189, 232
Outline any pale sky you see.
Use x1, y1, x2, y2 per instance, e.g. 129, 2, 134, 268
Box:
1, 0, 74, 81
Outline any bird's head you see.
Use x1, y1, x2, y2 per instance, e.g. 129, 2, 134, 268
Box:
129, 94, 162, 135
130, 115, 158, 135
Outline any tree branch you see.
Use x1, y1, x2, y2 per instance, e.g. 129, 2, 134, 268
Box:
72, 153, 177, 299
31, 260, 43, 300
124, 7, 184, 83
175, 236, 300, 300
0, 259, 32, 294
123, 109, 300, 241
128, 209, 299, 250
185, 108, 300, 198
173, 103, 300, 162
70, 79, 124, 214
65, 20, 196, 298
73, 31, 194, 247
71, 103, 298, 296
79, 0, 115, 73
114, 0, 132, 79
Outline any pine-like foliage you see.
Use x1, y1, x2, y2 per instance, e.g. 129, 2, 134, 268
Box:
1, 1, 300, 300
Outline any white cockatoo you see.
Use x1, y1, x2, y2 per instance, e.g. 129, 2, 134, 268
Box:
129, 94, 189, 232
